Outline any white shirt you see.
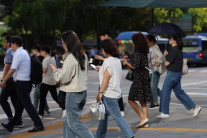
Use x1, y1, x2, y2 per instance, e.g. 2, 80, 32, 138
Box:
99, 57, 122, 99
11, 47, 31, 81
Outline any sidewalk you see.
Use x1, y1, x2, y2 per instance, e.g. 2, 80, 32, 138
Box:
5, 98, 207, 138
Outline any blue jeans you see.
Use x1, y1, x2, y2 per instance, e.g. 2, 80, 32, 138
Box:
63, 90, 94, 138
150, 71, 161, 104
159, 71, 196, 114
96, 96, 134, 138
33, 83, 49, 112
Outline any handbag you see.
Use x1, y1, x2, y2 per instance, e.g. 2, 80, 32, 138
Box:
157, 57, 166, 75
125, 69, 133, 81
90, 101, 105, 120
152, 46, 166, 75
182, 58, 188, 75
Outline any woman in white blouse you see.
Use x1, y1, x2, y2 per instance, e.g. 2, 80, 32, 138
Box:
96, 39, 134, 138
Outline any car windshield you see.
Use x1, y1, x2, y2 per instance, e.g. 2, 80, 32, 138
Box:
183, 39, 199, 52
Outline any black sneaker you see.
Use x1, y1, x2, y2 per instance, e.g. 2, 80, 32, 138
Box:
28, 126, 44, 132
44, 111, 50, 116
149, 104, 159, 109
14, 121, 24, 128
2, 122, 13, 132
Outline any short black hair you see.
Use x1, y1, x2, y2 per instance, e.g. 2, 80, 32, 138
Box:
98, 28, 111, 37
5, 35, 13, 43
147, 34, 156, 43
33, 45, 41, 52
10, 36, 23, 46
41, 45, 50, 54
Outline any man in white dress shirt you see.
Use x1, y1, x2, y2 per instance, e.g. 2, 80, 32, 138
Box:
0, 36, 44, 132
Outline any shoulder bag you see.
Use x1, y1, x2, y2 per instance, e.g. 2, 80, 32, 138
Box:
182, 58, 188, 75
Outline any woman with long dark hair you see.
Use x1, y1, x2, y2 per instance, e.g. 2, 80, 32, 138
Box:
96, 38, 134, 138
157, 35, 201, 118
51, 30, 94, 138
123, 32, 152, 128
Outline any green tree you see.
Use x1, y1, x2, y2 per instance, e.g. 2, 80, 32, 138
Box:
154, 8, 207, 33
3, 0, 67, 49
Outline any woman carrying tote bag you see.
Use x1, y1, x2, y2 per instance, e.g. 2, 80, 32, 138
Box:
146, 34, 166, 109
96, 39, 134, 138
157, 35, 202, 119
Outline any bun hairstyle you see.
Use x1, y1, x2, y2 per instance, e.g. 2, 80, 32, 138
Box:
101, 38, 120, 58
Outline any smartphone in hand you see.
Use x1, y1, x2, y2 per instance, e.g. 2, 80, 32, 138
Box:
90, 64, 98, 70
50, 64, 57, 70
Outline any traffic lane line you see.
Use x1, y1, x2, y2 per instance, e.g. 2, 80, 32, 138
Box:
8, 114, 90, 138
8, 125, 207, 138
8, 113, 207, 138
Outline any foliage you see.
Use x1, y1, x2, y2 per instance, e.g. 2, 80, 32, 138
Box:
154, 8, 207, 32
188, 8, 207, 32
154, 8, 183, 24
2, 0, 207, 49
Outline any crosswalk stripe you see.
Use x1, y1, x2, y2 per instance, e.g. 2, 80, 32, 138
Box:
200, 70, 207, 73
189, 70, 196, 73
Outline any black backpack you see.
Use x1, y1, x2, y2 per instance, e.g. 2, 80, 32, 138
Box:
30, 55, 43, 84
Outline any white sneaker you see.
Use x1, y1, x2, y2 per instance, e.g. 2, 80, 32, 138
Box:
121, 111, 125, 117
193, 106, 202, 117
62, 110, 66, 118
156, 113, 170, 119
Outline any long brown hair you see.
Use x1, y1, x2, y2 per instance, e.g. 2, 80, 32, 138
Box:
132, 32, 149, 55
61, 30, 86, 70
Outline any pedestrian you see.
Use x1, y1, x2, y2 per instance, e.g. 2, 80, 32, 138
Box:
96, 38, 134, 138
146, 34, 165, 109
58, 90, 66, 118
90, 46, 98, 58
32, 45, 50, 116
157, 35, 202, 118
38, 46, 59, 118
51, 30, 94, 138
123, 32, 152, 128
0, 36, 44, 132
94, 28, 126, 117
0, 34, 24, 128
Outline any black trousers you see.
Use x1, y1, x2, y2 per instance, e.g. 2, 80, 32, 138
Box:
9, 81, 43, 127
0, 78, 18, 120
38, 83, 59, 116
58, 90, 66, 110
118, 96, 124, 112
